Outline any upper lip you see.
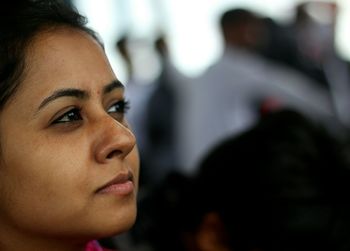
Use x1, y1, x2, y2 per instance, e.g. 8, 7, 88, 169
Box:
96, 170, 133, 193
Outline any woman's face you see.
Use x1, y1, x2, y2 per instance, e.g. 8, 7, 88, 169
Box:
0, 28, 139, 240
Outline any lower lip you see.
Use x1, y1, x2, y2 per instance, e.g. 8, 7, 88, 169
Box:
98, 181, 134, 196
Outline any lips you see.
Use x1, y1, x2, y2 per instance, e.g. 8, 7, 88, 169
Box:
96, 171, 134, 196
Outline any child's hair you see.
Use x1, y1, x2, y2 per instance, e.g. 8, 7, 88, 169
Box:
192, 109, 350, 251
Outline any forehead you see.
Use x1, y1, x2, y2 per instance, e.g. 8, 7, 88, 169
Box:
0, 27, 118, 116
21, 27, 115, 93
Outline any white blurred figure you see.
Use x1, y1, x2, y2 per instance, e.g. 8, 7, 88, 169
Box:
177, 8, 336, 173
292, 1, 350, 128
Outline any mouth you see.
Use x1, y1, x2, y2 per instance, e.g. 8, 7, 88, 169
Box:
96, 170, 134, 196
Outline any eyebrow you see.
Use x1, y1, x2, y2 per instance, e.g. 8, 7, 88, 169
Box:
38, 88, 88, 111
37, 80, 124, 112
103, 80, 124, 94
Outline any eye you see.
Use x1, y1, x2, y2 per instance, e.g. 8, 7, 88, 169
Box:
107, 99, 130, 121
52, 108, 82, 124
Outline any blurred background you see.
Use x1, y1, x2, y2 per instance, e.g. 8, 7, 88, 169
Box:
72, 0, 350, 84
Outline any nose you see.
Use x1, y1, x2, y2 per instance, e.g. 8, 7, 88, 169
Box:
94, 115, 137, 164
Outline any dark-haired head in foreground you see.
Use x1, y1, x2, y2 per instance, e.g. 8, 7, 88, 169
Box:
186, 109, 350, 251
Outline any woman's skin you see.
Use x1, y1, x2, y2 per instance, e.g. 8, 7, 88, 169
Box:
0, 27, 139, 251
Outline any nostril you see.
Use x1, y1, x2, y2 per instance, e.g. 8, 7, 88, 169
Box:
106, 150, 122, 159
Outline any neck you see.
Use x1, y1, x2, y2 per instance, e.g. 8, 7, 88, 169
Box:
0, 226, 89, 251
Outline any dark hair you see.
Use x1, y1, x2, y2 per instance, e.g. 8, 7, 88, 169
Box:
220, 8, 258, 30
192, 109, 350, 251
0, 0, 99, 110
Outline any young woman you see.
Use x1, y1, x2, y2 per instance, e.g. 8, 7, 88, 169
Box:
0, 1, 139, 250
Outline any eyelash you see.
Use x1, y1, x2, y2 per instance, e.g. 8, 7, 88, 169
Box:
52, 99, 130, 124
108, 99, 130, 115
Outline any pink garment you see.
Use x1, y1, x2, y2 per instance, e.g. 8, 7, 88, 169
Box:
85, 240, 115, 251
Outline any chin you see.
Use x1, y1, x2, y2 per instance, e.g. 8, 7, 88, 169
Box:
95, 206, 138, 238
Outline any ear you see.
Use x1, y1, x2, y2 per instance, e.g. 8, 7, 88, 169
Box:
195, 211, 231, 251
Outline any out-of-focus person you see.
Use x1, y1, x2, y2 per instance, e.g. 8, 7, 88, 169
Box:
177, 7, 336, 173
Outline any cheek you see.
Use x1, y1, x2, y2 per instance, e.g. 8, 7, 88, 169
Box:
0, 134, 92, 233
2, 132, 89, 189
128, 148, 140, 211
128, 146, 140, 186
